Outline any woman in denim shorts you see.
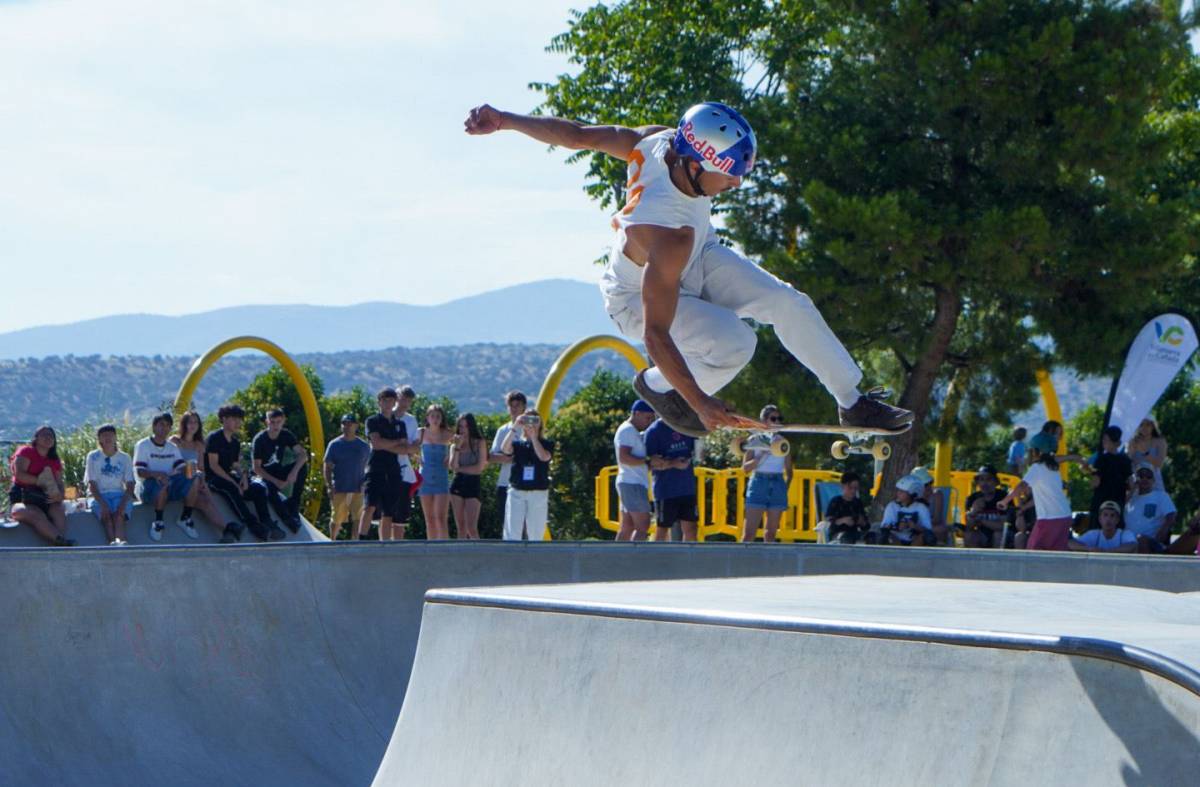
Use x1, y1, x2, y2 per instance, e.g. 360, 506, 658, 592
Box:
741, 405, 793, 542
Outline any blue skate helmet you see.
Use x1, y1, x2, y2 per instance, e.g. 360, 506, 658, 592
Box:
672, 102, 757, 189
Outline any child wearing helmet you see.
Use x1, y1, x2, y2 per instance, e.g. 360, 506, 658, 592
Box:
997, 431, 1083, 550
879, 475, 934, 546
464, 101, 913, 438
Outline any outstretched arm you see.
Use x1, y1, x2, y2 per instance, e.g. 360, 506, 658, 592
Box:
636, 225, 740, 431
464, 103, 667, 161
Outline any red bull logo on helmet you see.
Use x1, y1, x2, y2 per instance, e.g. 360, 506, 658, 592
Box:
681, 121, 736, 174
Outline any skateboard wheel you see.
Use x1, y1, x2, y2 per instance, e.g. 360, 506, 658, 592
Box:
871, 442, 892, 461
831, 440, 851, 461
771, 439, 790, 458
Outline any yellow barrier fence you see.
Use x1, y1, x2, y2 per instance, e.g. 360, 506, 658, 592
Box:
596, 465, 842, 542
596, 466, 1024, 540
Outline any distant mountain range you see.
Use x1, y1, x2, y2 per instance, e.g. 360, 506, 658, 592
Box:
0, 279, 612, 359
0, 343, 635, 439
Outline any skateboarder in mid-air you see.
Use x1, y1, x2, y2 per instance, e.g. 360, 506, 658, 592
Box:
465, 101, 914, 437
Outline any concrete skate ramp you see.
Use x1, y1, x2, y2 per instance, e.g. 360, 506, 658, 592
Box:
378, 576, 1200, 786
3, 543, 1199, 785
0, 498, 327, 546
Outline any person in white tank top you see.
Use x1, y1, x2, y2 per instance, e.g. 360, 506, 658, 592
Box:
465, 101, 913, 437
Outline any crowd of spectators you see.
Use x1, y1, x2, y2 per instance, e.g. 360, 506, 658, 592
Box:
5, 393, 1200, 557
820, 417, 1200, 556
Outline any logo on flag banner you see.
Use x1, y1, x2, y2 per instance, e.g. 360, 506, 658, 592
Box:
1107, 313, 1198, 443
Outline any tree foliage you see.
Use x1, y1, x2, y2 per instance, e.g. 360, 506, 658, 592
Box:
535, 0, 1200, 511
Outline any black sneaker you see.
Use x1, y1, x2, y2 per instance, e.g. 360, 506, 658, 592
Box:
53, 535, 77, 547
285, 516, 301, 534
268, 524, 287, 542
246, 519, 270, 541
632, 370, 708, 438
838, 388, 914, 431
219, 524, 241, 544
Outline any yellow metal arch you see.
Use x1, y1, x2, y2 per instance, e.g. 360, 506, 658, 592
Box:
535, 335, 649, 417
173, 336, 325, 523
536, 335, 648, 541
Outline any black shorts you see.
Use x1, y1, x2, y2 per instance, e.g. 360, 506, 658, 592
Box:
450, 473, 481, 500
10, 485, 51, 517
656, 494, 697, 529
364, 466, 408, 522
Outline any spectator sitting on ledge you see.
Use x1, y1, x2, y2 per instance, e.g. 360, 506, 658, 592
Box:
1068, 500, 1136, 553
962, 465, 1007, 549
880, 475, 934, 546
1124, 461, 1181, 554
910, 466, 946, 544
824, 471, 871, 545
9, 426, 74, 546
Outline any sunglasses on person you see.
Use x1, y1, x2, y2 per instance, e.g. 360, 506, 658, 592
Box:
765, 416, 783, 423
1136, 471, 1154, 479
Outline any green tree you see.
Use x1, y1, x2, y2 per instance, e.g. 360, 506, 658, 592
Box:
547, 370, 637, 539
536, 0, 1199, 513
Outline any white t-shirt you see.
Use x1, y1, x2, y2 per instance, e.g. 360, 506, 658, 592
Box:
134, 437, 185, 477
614, 421, 649, 487
881, 500, 932, 531
602, 130, 717, 297
1124, 490, 1176, 539
84, 449, 135, 495
394, 412, 419, 484
749, 447, 786, 475
492, 422, 515, 488
1075, 529, 1137, 551
1022, 462, 1072, 520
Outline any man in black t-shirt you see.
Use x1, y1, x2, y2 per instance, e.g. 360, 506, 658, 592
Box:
824, 471, 871, 544
252, 408, 310, 533
359, 388, 410, 540
963, 465, 1008, 548
1087, 425, 1131, 529
204, 404, 278, 542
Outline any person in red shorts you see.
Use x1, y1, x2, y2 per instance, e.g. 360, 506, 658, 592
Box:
997, 432, 1084, 550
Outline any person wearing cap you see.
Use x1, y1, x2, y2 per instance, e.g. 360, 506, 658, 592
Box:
1124, 461, 1177, 553
741, 405, 794, 543
1069, 501, 1137, 553
644, 416, 701, 542
880, 475, 934, 546
1086, 425, 1131, 529
962, 465, 1008, 549
997, 431, 1083, 550
323, 413, 370, 540
613, 400, 656, 541
910, 465, 947, 545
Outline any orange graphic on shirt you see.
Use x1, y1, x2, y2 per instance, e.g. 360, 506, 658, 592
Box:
611, 149, 646, 229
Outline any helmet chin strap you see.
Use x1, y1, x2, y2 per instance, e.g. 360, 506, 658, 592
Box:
677, 157, 708, 197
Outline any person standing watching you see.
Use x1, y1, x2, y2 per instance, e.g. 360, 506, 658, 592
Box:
323, 414, 370, 541
84, 424, 135, 545
1087, 425, 1131, 529
360, 388, 409, 541
643, 416, 700, 542
1006, 427, 1028, 476
393, 385, 421, 499
252, 408, 310, 533
500, 409, 554, 541
741, 405, 793, 543
613, 400, 656, 541
417, 403, 453, 540
489, 390, 527, 529
449, 413, 488, 540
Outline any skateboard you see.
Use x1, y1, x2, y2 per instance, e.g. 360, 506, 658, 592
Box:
725, 415, 909, 462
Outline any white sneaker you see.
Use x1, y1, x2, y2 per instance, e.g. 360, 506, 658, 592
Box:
115, 538, 127, 546
150, 521, 165, 541
177, 517, 199, 539
109, 539, 120, 546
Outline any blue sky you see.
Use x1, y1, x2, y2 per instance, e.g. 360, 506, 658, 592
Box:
0, 0, 613, 333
